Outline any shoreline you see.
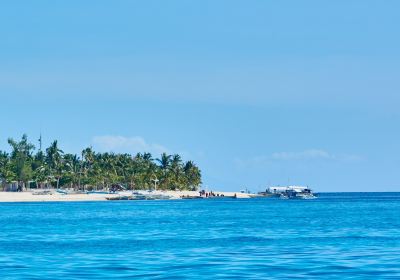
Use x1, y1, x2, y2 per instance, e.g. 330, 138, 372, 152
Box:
0, 191, 252, 203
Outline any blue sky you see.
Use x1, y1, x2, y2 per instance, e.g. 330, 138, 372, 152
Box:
1, 1, 399, 192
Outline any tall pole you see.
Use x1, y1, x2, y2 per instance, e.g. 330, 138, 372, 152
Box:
38, 133, 42, 151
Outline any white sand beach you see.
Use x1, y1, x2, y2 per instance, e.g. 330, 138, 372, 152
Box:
0, 192, 113, 202
0, 191, 252, 202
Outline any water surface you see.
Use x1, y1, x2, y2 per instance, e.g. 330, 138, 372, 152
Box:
0, 193, 399, 279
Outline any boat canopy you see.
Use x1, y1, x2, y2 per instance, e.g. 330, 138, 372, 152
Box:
267, 186, 310, 194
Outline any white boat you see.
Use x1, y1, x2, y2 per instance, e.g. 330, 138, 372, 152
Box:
267, 186, 316, 199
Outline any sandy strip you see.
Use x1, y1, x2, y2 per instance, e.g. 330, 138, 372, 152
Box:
0, 192, 116, 202
0, 191, 251, 203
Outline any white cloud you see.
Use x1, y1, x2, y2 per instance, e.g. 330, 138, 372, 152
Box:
235, 149, 363, 168
271, 149, 334, 160
92, 136, 169, 155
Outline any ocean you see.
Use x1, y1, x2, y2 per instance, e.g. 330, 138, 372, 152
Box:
0, 193, 399, 279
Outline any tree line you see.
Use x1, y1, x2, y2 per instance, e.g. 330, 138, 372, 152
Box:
0, 135, 202, 191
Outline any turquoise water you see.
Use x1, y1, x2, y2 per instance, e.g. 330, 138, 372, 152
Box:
0, 193, 399, 279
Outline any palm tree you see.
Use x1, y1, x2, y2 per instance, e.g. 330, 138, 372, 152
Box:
157, 153, 171, 170
63, 153, 81, 189
46, 140, 64, 189
8, 134, 35, 158
169, 154, 183, 190
171, 154, 182, 167
81, 147, 95, 190
0, 151, 13, 190
157, 153, 172, 189
7, 134, 35, 190
184, 161, 202, 191
101, 153, 119, 190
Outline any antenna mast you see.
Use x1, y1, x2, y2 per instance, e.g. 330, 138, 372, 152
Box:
38, 133, 42, 151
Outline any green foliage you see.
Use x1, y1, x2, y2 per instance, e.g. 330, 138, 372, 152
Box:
7, 134, 35, 183
0, 135, 202, 191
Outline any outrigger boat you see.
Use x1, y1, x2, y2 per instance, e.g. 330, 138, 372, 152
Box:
106, 190, 173, 201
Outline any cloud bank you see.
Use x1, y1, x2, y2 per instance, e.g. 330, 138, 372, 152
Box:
92, 136, 169, 155
271, 149, 362, 161
235, 149, 363, 168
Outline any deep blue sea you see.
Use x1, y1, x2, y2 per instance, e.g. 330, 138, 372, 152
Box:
0, 193, 399, 279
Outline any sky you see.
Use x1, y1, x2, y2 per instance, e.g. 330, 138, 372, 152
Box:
1, 0, 399, 192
